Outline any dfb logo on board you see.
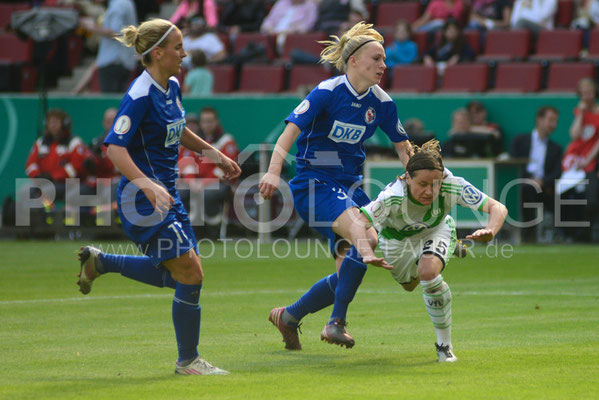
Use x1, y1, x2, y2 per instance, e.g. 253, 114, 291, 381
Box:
328, 120, 366, 144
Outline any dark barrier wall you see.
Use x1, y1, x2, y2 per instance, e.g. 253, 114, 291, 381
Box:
0, 94, 577, 201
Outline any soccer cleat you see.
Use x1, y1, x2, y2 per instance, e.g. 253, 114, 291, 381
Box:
268, 307, 302, 350
320, 319, 355, 348
453, 240, 467, 258
436, 343, 458, 362
77, 246, 102, 295
175, 356, 229, 375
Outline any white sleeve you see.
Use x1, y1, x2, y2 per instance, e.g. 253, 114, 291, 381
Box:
452, 176, 488, 211
360, 180, 403, 229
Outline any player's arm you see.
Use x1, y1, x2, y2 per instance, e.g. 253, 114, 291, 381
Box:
466, 197, 508, 242
181, 127, 241, 181
393, 140, 413, 167
106, 144, 174, 213
259, 122, 301, 199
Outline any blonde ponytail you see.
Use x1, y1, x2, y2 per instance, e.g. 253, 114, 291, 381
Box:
319, 21, 384, 71
116, 19, 175, 67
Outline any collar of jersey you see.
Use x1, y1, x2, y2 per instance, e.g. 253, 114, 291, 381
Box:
144, 70, 170, 95
343, 75, 371, 100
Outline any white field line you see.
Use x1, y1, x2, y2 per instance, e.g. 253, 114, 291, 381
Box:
0, 289, 595, 306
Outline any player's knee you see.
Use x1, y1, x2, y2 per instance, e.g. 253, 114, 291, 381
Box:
401, 280, 419, 292
418, 254, 443, 282
170, 258, 204, 285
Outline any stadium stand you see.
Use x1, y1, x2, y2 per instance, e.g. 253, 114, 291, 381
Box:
491, 63, 543, 93
376, 2, 422, 26
440, 64, 489, 92
529, 29, 583, 61
238, 64, 285, 92
281, 32, 327, 59
208, 65, 236, 93
545, 62, 595, 92
233, 32, 276, 61
390, 65, 437, 93
478, 29, 531, 61
555, 0, 575, 28
287, 65, 332, 92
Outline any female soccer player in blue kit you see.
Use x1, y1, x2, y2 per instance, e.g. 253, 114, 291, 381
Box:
76, 19, 241, 375
259, 22, 413, 350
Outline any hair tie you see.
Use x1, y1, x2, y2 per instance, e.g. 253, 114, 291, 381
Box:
344, 39, 377, 63
141, 25, 176, 56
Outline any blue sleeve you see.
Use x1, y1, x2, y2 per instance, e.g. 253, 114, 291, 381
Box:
104, 94, 148, 147
285, 86, 332, 130
379, 101, 409, 143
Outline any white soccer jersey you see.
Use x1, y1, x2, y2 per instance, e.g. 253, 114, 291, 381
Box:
360, 168, 488, 241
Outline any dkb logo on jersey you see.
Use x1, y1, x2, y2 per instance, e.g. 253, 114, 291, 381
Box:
461, 185, 482, 205
328, 120, 366, 144
165, 119, 186, 147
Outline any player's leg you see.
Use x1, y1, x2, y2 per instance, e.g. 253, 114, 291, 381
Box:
77, 246, 177, 294
418, 228, 457, 362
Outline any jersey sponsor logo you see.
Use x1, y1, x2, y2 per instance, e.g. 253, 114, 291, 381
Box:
328, 120, 366, 144
397, 120, 406, 135
114, 115, 131, 135
462, 185, 483, 205
351, 102, 362, 108
401, 222, 430, 232
165, 118, 186, 147
364, 107, 376, 124
294, 99, 310, 115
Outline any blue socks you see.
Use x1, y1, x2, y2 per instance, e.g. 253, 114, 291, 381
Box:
285, 273, 338, 322
173, 283, 202, 362
98, 253, 176, 289
330, 246, 367, 323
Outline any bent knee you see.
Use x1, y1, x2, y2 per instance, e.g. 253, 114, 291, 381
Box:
401, 279, 419, 292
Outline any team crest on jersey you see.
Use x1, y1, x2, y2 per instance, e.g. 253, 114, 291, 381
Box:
372, 202, 384, 218
328, 120, 366, 144
114, 115, 131, 136
294, 100, 310, 115
165, 118, 186, 147
364, 107, 376, 124
462, 185, 482, 205
401, 222, 430, 232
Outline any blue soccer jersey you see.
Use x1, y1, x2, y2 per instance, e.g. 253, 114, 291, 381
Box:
287, 74, 408, 183
105, 70, 186, 193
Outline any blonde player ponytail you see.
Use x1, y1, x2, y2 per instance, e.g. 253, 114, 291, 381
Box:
319, 21, 384, 72
116, 19, 175, 67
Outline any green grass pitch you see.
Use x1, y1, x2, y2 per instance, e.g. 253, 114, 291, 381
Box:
1, 240, 598, 400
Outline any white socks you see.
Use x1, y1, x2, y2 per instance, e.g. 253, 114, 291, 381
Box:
421, 274, 452, 347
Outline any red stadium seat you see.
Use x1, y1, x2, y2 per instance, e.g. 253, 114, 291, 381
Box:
20, 64, 38, 92
585, 29, 599, 60
288, 65, 332, 92
478, 30, 531, 61
281, 33, 327, 59
0, 3, 29, 30
432, 30, 481, 55
376, 2, 422, 26
440, 63, 489, 92
555, 0, 575, 27
390, 65, 436, 92
207, 65, 235, 93
546, 62, 595, 92
239, 65, 285, 92
233, 33, 276, 61
491, 63, 542, 93
0, 33, 32, 63
530, 29, 582, 61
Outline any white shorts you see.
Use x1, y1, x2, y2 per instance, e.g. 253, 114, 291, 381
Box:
379, 215, 457, 285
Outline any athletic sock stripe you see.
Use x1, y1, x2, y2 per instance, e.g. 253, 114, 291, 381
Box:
173, 296, 199, 306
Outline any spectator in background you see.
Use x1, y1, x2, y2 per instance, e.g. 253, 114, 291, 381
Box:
467, 0, 512, 31
79, 0, 138, 93
560, 78, 599, 241
572, 0, 599, 29
181, 107, 239, 239
403, 117, 436, 147
314, 0, 368, 35
261, 0, 318, 53
183, 49, 213, 96
467, 100, 503, 155
510, 0, 558, 32
423, 19, 474, 73
385, 20, 418, 70
88, 107, 120, 181
170, 0, 218, 28
182, 17, 226, 68
510, 106, 562, 242
220, 0, 267, 35
412, 0, 466, 33
448, 108, 471, 136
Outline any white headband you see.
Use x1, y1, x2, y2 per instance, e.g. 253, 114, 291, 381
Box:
141, 25, 176, 56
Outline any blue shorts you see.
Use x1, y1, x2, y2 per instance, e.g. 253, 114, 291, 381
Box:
118, 188, 198, 267
289, 172, 370, 255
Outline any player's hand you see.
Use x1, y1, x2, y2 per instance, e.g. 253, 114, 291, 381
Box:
142, 182, 174, 214
466, 228, 494, 242
259, 172, 280, 200
362, 255, 392, 270
216, 154, 242, 181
